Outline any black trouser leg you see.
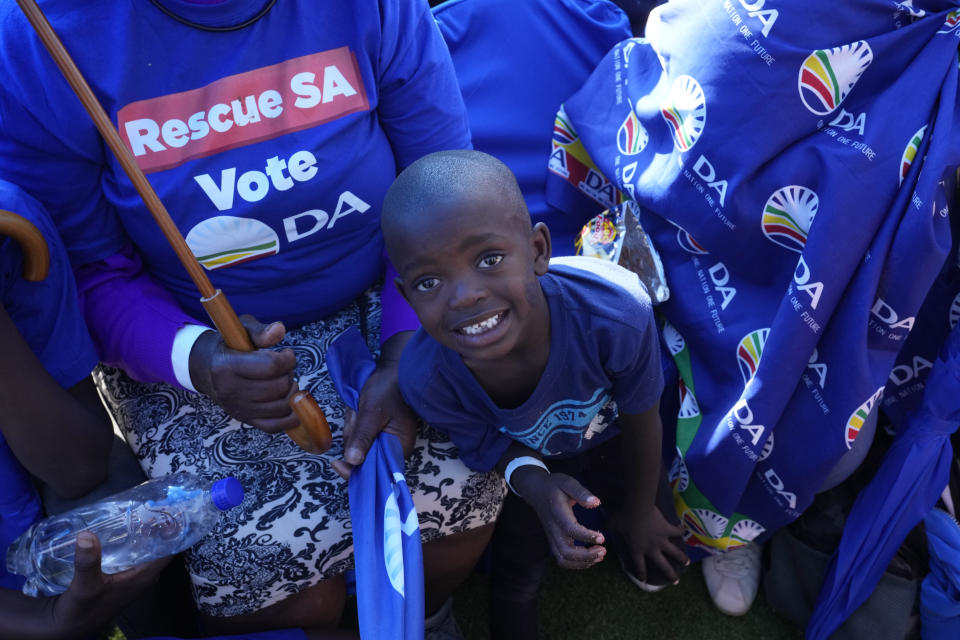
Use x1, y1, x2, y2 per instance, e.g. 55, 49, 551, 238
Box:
488, 491, 551, 640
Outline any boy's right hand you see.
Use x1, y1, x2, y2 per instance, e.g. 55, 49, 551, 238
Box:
513, 470, 607, 569
48, 531, 170, 638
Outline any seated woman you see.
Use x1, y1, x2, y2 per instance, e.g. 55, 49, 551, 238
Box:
0, 0, 503, 635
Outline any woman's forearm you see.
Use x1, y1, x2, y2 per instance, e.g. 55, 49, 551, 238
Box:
75, 245, 205, 387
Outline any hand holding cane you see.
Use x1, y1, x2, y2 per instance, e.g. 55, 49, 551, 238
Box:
16, 0, 333, 454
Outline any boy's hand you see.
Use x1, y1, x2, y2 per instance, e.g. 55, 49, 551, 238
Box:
48, 532, 169, 638
335, 331, 418, 479
188, 315, 299, 433
613, 506, 688, 585
515, 471, 607, 570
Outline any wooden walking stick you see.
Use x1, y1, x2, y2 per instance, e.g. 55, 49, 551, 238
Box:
16, 0, 333, 454
0, 210, 49, 282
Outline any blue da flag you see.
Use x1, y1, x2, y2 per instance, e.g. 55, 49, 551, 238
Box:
807, 319, 960, 638
546, 0, 960, 558
326, 328, 424, 640
920, 507, 960, 639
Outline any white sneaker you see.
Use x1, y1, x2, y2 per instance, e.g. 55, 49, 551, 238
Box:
702, 542, 762, 616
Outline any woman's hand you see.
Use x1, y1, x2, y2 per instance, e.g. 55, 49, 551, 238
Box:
334, 331, 418, 478
188, 314, 299, 433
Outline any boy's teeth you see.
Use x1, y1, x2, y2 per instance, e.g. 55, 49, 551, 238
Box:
462, 313, 501, 335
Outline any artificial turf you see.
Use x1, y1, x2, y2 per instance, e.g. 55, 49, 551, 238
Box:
453, 556, 805, 640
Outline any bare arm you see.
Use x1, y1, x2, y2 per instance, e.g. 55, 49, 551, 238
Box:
0, 304, 111, 497
496, 442, 607, 569
613, 403, 687, 582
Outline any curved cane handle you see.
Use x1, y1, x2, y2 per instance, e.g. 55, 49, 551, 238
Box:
202, 290, 333, 454
290, 391, 334, 453
0, 209, 50, 281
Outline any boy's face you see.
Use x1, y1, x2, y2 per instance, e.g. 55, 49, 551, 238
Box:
389, 192, 551, 365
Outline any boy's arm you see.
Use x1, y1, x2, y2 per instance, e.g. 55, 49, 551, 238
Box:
496, 443, 607, 569
615, 403, 688, 582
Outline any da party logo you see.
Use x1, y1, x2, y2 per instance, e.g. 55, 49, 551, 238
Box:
662, 319, 687, 355
938, 9, 960, 33
668, 447, 690, 491
673, 223, 708, 255
798, 41, 873, 116
678, 377, 700, 420
660, 75, 706, 152
737, 328, 769, 384
761, 185, 819, 253
900, 125, 927, 185
552, 109, 577, 146
681, 506, 728, 540
617, 106, 648, 156
186, 216, 279, 269
845, 386, 884, 449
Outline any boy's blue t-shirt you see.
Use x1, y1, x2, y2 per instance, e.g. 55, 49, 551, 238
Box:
0, 0, 470, 328
433, 0, 633, 254
399, 256, 664, 471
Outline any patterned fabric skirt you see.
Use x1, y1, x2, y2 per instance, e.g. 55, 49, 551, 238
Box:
94, 288, 505, 617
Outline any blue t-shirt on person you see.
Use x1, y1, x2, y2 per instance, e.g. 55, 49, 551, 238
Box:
399, 256, 664, 471
433, 0, 633, 254
0, 0, 470, 328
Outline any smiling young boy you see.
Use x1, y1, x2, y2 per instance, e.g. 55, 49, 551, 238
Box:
382, 150, 687, 638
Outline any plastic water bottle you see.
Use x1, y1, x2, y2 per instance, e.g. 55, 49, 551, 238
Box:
5, 471, 243, 596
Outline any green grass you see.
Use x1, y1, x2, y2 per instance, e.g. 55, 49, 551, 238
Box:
106, 558, 803, 640
453, 559, 804, 640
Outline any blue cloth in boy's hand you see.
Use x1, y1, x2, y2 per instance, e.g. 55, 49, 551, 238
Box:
327, 327, 424, 640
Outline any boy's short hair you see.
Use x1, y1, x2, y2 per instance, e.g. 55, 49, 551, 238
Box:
382, 149, 530, 241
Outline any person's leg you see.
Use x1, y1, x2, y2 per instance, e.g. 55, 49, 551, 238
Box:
422, 523, 495, 616
488, 492, 552, 640
201, 575, 348, 634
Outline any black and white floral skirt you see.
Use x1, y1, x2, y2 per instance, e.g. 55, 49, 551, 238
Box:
94, 288, 505, 617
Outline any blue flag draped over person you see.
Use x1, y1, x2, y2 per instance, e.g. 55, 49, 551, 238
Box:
806, 315, 960, 638
920, 506, 960, 638
545, 0, 960, 559
326, 328, 424, 640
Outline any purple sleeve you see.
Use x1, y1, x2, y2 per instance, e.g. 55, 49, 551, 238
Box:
75, 245, 206, 387
380, 252, 420, 344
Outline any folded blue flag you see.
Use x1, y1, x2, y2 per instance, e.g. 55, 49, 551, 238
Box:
327, 328, 424, 640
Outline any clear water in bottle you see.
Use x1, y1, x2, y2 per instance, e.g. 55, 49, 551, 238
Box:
6, 471, 243, 596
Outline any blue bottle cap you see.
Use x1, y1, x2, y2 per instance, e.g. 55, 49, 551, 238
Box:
210, 477, 244, 511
